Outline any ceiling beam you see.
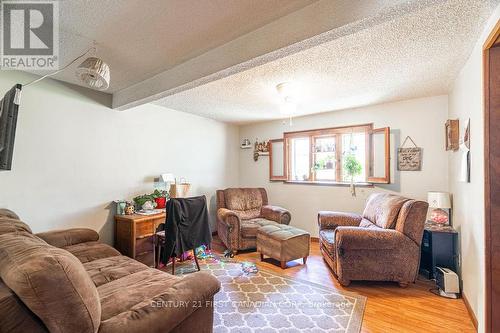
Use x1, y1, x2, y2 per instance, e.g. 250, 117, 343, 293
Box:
112, 0, 438, 110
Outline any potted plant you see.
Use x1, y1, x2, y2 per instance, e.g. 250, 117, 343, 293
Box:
133, 194, 154, 210
151, 189, 169, 209
344, 153, 362, 196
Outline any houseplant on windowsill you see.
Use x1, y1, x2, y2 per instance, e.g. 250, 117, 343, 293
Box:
344, 153, 362, 196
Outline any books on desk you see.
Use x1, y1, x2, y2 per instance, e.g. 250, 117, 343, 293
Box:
136, 209, 165, 216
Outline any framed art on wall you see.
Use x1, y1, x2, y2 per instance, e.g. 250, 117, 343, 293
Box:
397, 136, 422, 171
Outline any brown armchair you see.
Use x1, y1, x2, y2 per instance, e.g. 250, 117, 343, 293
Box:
318, 193, 428, 287
216, 188, 291, 255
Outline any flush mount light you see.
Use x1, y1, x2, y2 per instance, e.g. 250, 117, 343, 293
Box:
276, 82, 298, 125
76, 57, 110, 91
276, 82, 297, 101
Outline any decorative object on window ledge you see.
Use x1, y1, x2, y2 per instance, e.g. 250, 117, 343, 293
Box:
397, 136, 422, 171
445, 119, 459, 151
253, 140, 269, 161
241, 138, 252, 149
427, 191, 452, 225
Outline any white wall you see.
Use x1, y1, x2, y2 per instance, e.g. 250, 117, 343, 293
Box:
239, 95, 449, 236
448, 6, 500, 332
0, 71, 239, 244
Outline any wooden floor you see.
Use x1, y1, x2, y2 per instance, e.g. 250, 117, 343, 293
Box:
210, 237, 475, 333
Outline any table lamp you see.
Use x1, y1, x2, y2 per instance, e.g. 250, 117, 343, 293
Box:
427, 191, 452, 225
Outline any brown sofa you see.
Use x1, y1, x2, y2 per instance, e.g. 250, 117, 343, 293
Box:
216, 188, 291, 254
318, 193, 428, 287
0, 209, 220, 333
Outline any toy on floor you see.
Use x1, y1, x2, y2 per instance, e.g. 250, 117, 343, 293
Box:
223, 250, 234, 258
195, 245, 214, 260
241, 261, 258, 274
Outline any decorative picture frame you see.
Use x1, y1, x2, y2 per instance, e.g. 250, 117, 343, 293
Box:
253, 140, 269, 161
445, 119, 459, 151
397, 136, 422, 171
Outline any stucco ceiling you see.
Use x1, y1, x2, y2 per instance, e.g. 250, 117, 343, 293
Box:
28, 0, 317, 92
154, 0, 498, 124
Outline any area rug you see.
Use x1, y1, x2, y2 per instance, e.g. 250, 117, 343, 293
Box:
170, 255, 366, 333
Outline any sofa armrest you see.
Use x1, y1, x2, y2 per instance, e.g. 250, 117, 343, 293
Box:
317, 211, 362, 230
36, 228, 99, 248
335, 227, 412, 251
217, 208, 241, 230
261, 205, 291, 225
217, 208, 241, 252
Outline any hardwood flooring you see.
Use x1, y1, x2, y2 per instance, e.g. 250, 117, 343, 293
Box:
210, 237, 475, 333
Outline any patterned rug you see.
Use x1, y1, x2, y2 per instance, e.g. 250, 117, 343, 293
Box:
169, 254, 366, 333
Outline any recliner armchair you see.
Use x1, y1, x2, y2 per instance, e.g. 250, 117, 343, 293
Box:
216, 188, 291, 255
318, 193, 428, 287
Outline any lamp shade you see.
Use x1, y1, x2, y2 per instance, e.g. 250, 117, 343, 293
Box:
160, 173, 175, 183
427, 191, 451, 208
76, 57, 110, 90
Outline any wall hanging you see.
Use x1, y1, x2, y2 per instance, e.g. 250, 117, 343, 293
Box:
445, 119, 459, 151
241, 138, 252, 149
253, 140, 269, 161
397, 136, 422, 171
459, 118, 470, 183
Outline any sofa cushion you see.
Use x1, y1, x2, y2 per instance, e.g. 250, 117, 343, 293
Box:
359, 218, 381, 230
0, 217, 32, 235
240, 218, 276, 238
83, 255, 149, 287
0, 280, 48, 333
224, 188, 264, 219
97, 270, 220, 333
63, 241, 121, 263
319, 229, 336, 254
362, 193, 409, 229
0, 232, 101, 333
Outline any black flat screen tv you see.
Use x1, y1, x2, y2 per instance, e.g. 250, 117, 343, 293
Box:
0, 84, 21, 170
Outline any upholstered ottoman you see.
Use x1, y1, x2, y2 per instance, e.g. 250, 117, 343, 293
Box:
257, 224, 310, 269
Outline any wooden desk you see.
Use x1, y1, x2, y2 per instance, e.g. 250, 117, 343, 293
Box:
115, 212, 166, 266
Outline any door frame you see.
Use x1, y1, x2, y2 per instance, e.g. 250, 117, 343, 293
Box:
484, 18, 500, 333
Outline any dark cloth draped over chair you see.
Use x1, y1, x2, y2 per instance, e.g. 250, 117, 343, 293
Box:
161, 196, 212, 266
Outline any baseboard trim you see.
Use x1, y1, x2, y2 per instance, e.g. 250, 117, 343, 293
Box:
311, 236, 319, 242
463, 293, 478, 331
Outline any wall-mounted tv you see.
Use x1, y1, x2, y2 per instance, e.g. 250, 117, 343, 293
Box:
0, 84, 21, 170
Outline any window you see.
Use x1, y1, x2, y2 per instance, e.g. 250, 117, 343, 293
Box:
290, 137, 310, 181
269, 124, 390, 185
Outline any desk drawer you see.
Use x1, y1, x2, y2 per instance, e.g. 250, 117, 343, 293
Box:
136, 236, 153, 254
136, 221, 155, 238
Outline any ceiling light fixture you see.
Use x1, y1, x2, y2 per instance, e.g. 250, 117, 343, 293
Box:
276, 82, 298, 125
23, 42, 110, 91
76, 57, 110, 90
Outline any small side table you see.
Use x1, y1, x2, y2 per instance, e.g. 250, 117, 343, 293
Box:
115, 212, 166, 267
419, 222, 458, 279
